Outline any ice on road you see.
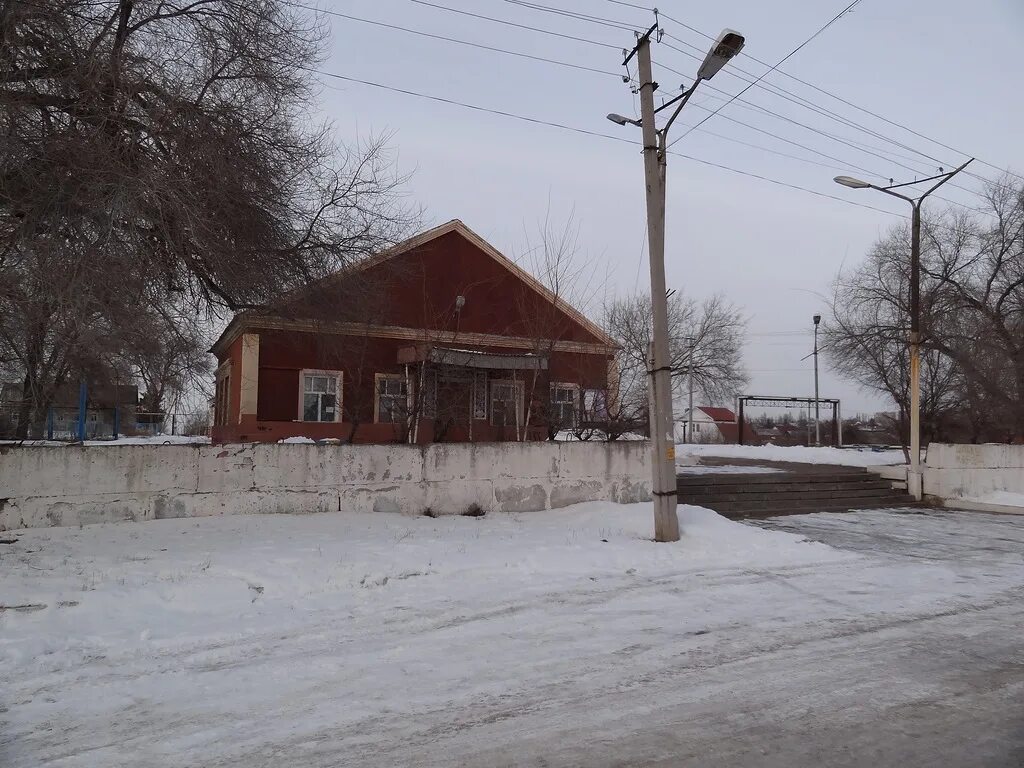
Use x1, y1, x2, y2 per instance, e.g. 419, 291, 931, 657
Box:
2, 503, 1022, 767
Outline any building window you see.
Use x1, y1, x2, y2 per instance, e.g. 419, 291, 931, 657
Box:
300, 370, 342, 422
490, 379, 524, 427
550, 383, 580, 428
376, 374, 408, 424
472, 372, 488, 419
583, 389, 607, 420
420, 369, 437, 419
215, 365, 231, 426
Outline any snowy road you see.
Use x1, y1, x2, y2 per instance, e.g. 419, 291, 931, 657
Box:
2, 505, 1023, 767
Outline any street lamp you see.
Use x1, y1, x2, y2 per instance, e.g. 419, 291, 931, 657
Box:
832, 160, 973, 499
608, 24, 745, 542
812, 314, 821, 447
606, 113, 641, 127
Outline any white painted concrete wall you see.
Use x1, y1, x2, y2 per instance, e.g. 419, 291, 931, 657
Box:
0, 442, 651, 530
923, 443, 1024, 512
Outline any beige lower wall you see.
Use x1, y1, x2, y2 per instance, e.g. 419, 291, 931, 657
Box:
923, 443, 1024, 506
0, 442, 651, 530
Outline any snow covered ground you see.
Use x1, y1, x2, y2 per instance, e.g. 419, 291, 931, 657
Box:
678, 442, 907, 466
675, 463, 785, 475
2, 503, 1022, 767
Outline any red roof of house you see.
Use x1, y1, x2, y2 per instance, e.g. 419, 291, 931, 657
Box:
717, 420, 760, 444
699, 406, 736, 423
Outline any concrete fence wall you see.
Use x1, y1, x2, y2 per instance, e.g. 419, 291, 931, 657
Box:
0, 442, 652, 530
924, 443, 1024, 513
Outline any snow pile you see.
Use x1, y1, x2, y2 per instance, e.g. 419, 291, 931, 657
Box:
278, 436, 317, 444
85, 434, 210, 446
2, 434, 211, 446
679, 443, 907, 467
676, 464, 785, 475
555, 430, 646, 441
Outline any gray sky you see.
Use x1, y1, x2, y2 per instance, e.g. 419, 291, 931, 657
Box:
318, 0, 1024, 417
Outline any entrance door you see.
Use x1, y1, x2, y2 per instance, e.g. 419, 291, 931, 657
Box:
433, 372, 472, 442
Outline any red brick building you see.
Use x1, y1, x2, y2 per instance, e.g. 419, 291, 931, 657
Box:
210, 220, 618, 444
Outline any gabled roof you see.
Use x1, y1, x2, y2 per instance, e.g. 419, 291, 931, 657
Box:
698, 406, 736, 422
345, 219, 616, 347
211, 219, 618, 356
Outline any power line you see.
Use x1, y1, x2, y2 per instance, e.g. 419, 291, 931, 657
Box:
654, 47, 991, 210
407, 0, 620, 49
320, 3, 918, 187
331, 6, 896, 179
660, 38, 949, 174
306, 7, 622, 78
501, 0, 640, 31
315, 70, 906, 218
397, 0, 1002, 207
646, 4, 1023, 185
668, 0, 863, 148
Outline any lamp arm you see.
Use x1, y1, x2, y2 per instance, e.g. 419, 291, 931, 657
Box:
661, 80, 701, 141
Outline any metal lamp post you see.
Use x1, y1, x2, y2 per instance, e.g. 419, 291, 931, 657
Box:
833, 160, 972, 499
812, 314, 821, 447
608, 26, 745, 542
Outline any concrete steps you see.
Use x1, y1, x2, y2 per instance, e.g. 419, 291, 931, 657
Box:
677, 467, 919, 519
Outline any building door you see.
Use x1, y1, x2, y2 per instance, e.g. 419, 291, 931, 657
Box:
433, 370, 473, 441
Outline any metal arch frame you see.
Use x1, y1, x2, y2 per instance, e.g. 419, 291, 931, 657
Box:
736, 395, 842, 447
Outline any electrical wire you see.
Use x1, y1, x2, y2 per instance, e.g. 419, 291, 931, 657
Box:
407, 0, 620, 50
312, 71, 909, 219
659, 39, 949, 173
667, 0, 863, 148
501, 0, 640, 31
399, 0, 1005, 205
313, 3, 935, 191
644, 4, 1023, 185
651, 47, 991, 209
304, 7, 622, 78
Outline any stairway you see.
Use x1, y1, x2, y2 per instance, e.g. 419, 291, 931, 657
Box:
676, 467, 918, 519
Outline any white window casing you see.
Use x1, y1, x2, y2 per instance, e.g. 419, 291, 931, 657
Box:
298, 370, 343, 423
489, 379, 524, 427
550, 382, 580, 428
375, 373, 409, 424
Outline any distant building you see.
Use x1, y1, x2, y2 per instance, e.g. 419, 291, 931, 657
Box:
0, 382, 138, 439
676, 406, 742, 444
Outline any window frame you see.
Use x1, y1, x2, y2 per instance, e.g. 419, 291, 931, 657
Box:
214, 361, 231, 426
489, 378, 525, 427
374, 373, 409, 424
549, 382, 581, 429
297, 369, 343, 423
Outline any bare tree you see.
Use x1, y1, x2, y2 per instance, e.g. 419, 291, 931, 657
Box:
0, 0, 412, 434
921, 177, 1024, 439
826, 234, 962, 454
119, 310, 213, 417
512, 211, 602, 441
604, 291, 749, 411
826, 174, 1024, 443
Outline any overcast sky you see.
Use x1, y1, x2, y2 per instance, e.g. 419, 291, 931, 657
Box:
316, 0, 1024, 417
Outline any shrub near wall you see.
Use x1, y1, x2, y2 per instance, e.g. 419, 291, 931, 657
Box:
0, 442, 651, 530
